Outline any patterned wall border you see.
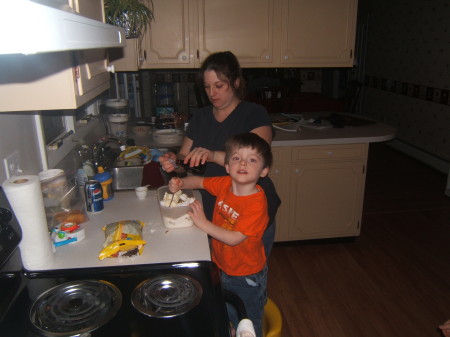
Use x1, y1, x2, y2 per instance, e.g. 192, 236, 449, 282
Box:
364, 75, 450, 106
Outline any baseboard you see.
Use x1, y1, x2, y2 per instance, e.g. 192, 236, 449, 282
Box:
386, 139, 449, 174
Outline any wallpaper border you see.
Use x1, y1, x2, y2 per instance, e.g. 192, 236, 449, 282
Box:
364, 75, 450, 106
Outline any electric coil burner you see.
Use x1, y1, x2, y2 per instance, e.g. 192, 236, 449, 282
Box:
29, 280, 122, 336
131, 274, 202, 318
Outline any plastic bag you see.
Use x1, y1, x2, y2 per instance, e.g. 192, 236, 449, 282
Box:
98, 220, 146, 260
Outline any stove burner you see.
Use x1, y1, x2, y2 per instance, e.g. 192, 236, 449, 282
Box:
29, 280, 122, 337
131, 274, 203, 318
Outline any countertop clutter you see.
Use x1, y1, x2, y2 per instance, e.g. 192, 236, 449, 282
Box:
39, 189, 210, 271
270, 112, 396, 146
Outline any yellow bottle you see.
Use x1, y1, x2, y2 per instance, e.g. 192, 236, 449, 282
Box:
94, 166, 114, 201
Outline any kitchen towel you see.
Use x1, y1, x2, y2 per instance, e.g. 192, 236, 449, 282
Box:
2, 175, 55, 270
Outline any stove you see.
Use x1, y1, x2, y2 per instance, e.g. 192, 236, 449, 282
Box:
0, 188, 231, 337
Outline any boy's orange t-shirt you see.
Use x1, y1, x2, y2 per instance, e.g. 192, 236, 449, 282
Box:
203, 176, 268, 276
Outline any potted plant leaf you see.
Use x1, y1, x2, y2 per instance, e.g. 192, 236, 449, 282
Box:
104, 0, 154, 39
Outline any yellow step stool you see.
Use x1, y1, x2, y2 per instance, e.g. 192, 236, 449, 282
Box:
263, 298, 282, 337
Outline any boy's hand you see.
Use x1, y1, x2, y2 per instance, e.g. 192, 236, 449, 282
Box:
188, 200, 209, 229
168, 177, 183, 193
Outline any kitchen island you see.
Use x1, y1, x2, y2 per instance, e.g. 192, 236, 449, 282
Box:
269, 113, 396, 242
39, 190, 211, 271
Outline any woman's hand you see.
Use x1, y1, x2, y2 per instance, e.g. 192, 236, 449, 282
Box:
168, 177, 183, 193
185, 147, 215, 166
159, 153, 177, 173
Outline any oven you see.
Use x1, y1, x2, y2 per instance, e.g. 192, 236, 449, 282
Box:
0, 187, 232, 337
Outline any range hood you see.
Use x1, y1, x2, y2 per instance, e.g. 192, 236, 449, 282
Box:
0, 0, 126, 55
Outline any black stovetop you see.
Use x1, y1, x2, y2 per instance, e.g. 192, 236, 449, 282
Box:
0, 261, 231, 337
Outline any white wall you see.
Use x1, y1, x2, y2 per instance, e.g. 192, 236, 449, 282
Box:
0, 113, 43, 183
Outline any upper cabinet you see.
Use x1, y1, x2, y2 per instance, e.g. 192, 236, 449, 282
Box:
0, 0, 111, 112
112, 0, 357, 70
197, 0, 277, 66
140, 0, 196, 68
279, 0, 357, 67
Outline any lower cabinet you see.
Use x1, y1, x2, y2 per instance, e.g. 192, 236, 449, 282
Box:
270, 143, 368, 242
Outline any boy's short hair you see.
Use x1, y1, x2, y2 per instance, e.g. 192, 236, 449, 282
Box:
224, 133, 273, 168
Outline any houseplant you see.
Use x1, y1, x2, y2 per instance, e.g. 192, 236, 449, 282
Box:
104, 0, 154, 39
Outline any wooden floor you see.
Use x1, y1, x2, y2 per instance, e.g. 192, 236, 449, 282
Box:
267, 142, 450, 337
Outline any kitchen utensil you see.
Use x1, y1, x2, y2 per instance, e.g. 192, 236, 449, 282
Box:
167, 157, 207, 175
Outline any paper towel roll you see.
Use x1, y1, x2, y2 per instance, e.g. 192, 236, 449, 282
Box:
2, 175, 55, 270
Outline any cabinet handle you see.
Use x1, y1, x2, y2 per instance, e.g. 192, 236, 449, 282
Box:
143, 50, 147, 61
265, 55, 270, 59
182, 55, 187, 61
327, 151, 333, 156
284, 55, 288, 60
294, 168, 300, 174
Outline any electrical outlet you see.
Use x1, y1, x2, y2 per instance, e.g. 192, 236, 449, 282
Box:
3, 150, 22, 179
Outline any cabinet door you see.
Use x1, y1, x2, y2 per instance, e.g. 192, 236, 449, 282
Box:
140, 0, 195, 68
288, 161, 365, 240
269, 147, 291, 242
73, 50, 110, 104
197, 0, 276, 66
280, 0, 357, 67
109, 38, 140, 72
70, 0, 110, 104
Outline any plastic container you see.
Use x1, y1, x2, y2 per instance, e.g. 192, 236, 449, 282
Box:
39, 169, 70, 209
108, 114, 129, 138
152, 129, 183, 145
94, 166, 114, 201
105, 99, 129, 115
157, 186, 195, 228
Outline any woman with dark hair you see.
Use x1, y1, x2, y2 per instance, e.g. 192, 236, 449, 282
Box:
160, 51, 280, 257
160, 51, 280, 336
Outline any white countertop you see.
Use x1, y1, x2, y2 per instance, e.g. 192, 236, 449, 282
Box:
272, 113, 396, 147
130, 114, 395, 149
39, 190, 211, 271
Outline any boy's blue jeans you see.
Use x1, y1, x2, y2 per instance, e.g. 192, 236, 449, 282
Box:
221, 265, 268, 337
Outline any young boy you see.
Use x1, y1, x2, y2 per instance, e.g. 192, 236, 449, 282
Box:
168, 133, 272, 337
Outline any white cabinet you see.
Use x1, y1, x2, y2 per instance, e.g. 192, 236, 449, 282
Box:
197, 0, 277, 66
279, 0, 357, 67
270, 143, 368, 242
140, 0, 196, 68
0, 0, 111, 112
112, 0, 357, 70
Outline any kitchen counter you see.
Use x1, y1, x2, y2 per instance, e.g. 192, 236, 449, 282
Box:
272, 112, 396, 146
268, 113, 396, 242
129, 113, 396, 148
38, 190, 211, 271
